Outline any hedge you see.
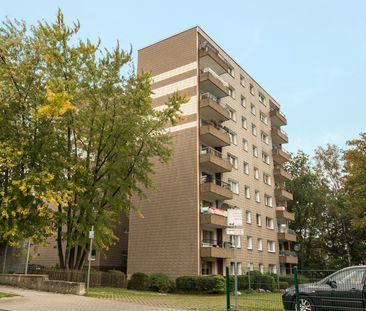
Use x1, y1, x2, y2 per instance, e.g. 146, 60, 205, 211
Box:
176, 275, 225, 294
146, 273, 174, 293
127, 272, 149, 290
229, 273, 275, 291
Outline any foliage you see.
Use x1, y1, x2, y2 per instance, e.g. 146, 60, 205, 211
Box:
176, 275, 225, 294
146, 272, 174, 293
0, 10, 185, 269
127, 272, 149, 291
279, 281, 289, 290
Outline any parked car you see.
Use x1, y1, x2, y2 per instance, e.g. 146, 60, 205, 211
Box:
282, 266, 366, 311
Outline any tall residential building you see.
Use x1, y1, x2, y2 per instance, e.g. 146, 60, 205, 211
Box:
127, 27, 297, 278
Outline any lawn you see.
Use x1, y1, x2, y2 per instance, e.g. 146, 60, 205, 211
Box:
87, 287, 284, 311
0, 292, 16, 298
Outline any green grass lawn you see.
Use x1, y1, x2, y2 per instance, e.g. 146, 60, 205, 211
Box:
0, 292, 16, 298
87, 287, 284, 311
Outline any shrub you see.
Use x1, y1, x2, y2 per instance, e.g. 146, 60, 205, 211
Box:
229, 275, 249, 291
101, 270, 127, 288
258, 275, 275, 291
279, 274, 309, 286
127, 272, 149, 290
147, 273, 174, 293
279, 281, 289, 290
176, 275, 225, 294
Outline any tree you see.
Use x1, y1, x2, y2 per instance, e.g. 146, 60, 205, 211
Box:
286, 151, 328, 270
0, 10, 185, 270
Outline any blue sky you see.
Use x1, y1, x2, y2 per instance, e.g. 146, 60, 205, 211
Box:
2, 0, 366, 155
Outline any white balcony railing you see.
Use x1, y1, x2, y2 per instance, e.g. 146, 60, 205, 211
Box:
202, 67, 229, 88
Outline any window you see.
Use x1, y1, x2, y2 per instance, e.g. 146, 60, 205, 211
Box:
202, 261, 213, 275
230, 262, 242, 275
266, 217, 274, 229
247, 236, 253, 250
260, 112, 268, 125
261, 132, 269, 144
259, 263, 264, 273
263, 173, 272, 186
250, 84, 255, 95
228, 153, 238, 169
228, 87, 236, 99
226, 106, 237, 122
264, 195, 273, 207
259, 93, 266, 106
256, 213, 261, 226
202, 230, 214, 245
250, 103, 256, 115
257, 239, 263, 251
254, 167, 259, 179
262, 152, 270, 164
255, 190, 260, 203
228, 130, 237, 145
268, 265, 277, 274
244, 186, 250, 199
241, 116, 247, 129
268, 241, 276, 252
251, 123, 257, 136
242, 139, 248, 151
252, 145, 258, 157
330, 268, 366, 285
244, 162, 249, 175
230, 235, 241, 248
228, 67, 234, 77
248, 262, 254, 272
228, 179, 239, 194
240, 75, 245, 87
241, 96, 246, 108
246, 211, 252, 224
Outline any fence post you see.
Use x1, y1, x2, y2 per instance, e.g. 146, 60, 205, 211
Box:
294, 266, 300, 311
226, 266, 230, 311
248, 269, 251, 290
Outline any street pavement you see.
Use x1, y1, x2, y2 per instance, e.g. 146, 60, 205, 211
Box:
0, 286, 186, 311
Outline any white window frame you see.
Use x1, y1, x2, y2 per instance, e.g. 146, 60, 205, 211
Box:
240, 75, 245, 87
257, 238, 263, 251
244, 162, 249, 175
246, 211, 252, 224
247, 236, 253, 250
250, 84, 255, 96
252, 123, 257, 136
228, 153, 238, 169
264, 195, 273, 207
250, 103, 256, 115
255, 190, 260, 203
260, 112, 268, 125
261, 132, 269, 144
254, 167, 259, 180
241, 96, 246, 108
263, 173, 272, 186
228, 179, 239, 194
226, 105, 237, 122
266, 217, 274, 229
228, 130, 237, 145
256, 213, 262, 226
268, 241, 276, 253
253, 145, 258, 157
241, 116, 247, 129
262, 152, 270, 164
245, 186, 251, 199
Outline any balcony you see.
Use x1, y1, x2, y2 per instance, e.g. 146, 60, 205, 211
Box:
275, 187, 293, 201
201, 212, 228, 228
278, 228, 297, 242
271, 127, 288, 145
200, 120, 231, 147
200, 147, 232, 173
199, 41, 230, 75
201, 240, 234, 259
200, 177, 233, 201
274, 165, 293, 182
276, 206, 295, 221
200, 93, 230, 123
279, 251, 299, 264
270, 108, 287, 126
272, 147, 291, 164
200, 68, 229, 99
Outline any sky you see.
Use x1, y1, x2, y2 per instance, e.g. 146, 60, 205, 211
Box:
2, 0, 366, 156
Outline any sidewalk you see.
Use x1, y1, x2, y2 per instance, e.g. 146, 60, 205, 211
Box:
0, 286, 186, 311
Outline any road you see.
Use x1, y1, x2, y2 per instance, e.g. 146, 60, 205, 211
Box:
0, 286, 185, 311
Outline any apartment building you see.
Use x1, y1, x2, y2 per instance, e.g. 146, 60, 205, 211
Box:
127, 26, 297, 278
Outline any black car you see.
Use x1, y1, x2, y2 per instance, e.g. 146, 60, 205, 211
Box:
282, 266, 366, 311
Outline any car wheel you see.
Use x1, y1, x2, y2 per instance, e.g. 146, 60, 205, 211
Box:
294, 297, 314, 311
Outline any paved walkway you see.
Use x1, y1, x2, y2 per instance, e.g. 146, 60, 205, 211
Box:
0, 286, 186, 311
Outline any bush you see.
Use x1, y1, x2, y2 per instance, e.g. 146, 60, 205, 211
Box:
176, 275, 225, 294
279, 274, 309, 286
258, 275, 275, 291
147, 273, 174, 293
127, 272, 149, 290
101, 270, 127, 288
279, 281, 289, 289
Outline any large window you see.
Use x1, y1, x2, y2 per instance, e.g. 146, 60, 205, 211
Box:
245, 186, 251, 199
250, 103, 256, 115
261, 131, 269, 144
228, 130, 237, 145
247, 236, 253, 250
242, 139, 248, 151
252, 145, 258, 157
256, 213, 262, 226
246, 211, 252, 224
264, 195, 273, 207
268, 241, 276, 253
230, 262, 243, 275
266, 217, 274, 229
202, 261, 213, 275
240, 75, 245, 87
226, 105, 237, 121
255, 190, 260, 203
257, 238, 263, 251
263, 173, 272, 186
230, 235, 241, 248
262, 152, 270, 164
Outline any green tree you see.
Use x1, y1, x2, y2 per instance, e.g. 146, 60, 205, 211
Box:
286, 151, 328, 270
0, 10, 185, 270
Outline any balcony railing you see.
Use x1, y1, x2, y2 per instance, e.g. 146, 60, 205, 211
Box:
201, 119, 229, 134
200, 146, 224, 159
201, 67, 229, 88
202, 239, 233, 248
272, 127, 288, 136
201, 92, 219, 103
270, 107, 287, 120
273, 145, 290, 154
199, 41, 229, 67
279, 251, 298, 257
278, 227, 296, 235
201, 175, 231, 190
